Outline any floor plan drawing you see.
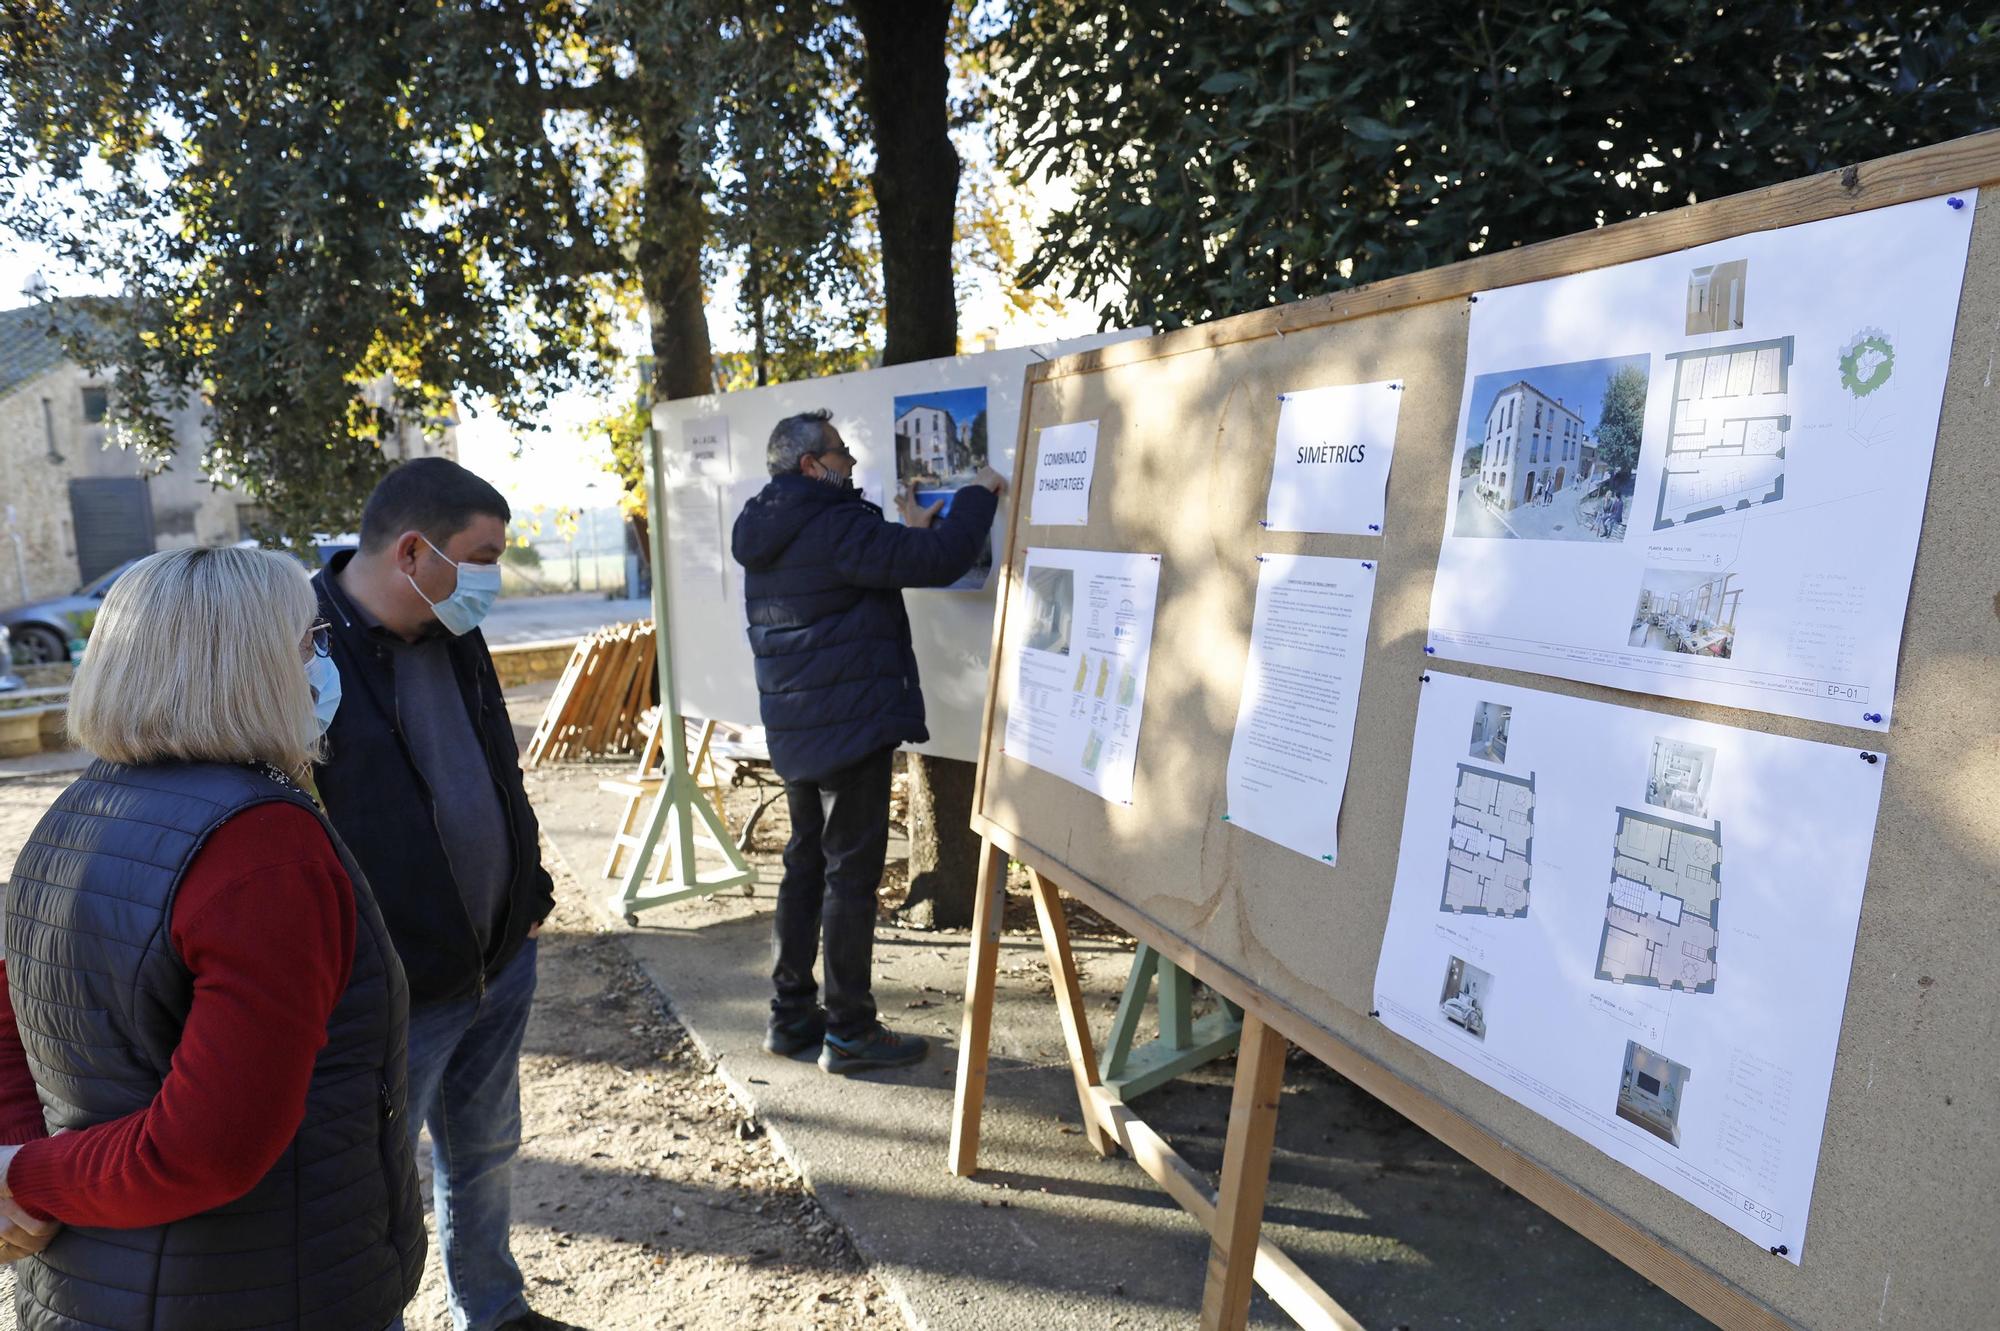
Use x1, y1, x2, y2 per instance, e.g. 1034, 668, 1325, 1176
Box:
1655, 336, 1794, 530
1441, 764, 1535, 918
1596, 807, 1720, 993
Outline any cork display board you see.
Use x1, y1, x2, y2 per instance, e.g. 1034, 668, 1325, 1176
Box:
970, 133, 2000, 1330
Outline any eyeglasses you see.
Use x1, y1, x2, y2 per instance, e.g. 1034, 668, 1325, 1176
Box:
300, 620, 331, 664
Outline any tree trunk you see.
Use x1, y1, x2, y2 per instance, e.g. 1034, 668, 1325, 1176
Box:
855, 0, 980, 928
633, 65, 714, 403
854, 0, 961, 366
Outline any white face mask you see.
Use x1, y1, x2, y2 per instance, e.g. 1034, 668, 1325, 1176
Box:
306, 652, 341, 736
406, 535, 502, 636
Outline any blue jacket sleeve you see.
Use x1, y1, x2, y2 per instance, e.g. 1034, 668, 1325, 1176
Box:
826, 484, 1001, 590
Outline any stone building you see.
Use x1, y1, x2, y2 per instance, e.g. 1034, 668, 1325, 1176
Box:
1475, 379, 1590, 512
893, 403, 954, 479
1, 302, 456, 605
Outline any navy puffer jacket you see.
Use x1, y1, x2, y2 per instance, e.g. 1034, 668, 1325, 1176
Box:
732, 474, 999, 783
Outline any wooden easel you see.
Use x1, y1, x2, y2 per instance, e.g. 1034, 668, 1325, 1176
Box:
610, 415, 756, 923
949, 838, 1365, 1331
1099, 943, 1243, 1101
601, 714, 732, 884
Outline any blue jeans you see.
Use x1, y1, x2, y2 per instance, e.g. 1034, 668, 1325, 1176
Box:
407, 938, 539, 1331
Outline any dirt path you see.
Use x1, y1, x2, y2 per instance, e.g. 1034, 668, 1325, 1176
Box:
0, 772, 892, 1331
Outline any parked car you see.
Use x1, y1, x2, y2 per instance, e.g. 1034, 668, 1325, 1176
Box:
0, 559, 139, 664
0, 624, 22, 691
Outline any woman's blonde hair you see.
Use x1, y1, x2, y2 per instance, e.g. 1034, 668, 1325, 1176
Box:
67, 546, 322, 774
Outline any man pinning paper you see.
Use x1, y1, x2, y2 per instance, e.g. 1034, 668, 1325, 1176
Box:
731, 410, 1005, 1073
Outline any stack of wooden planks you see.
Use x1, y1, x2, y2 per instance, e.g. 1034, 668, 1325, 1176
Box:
522, 619, 658, 766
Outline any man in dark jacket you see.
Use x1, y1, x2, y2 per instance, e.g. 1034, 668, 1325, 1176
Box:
311, 459, 580, 1331
732, 409, 1003, 1074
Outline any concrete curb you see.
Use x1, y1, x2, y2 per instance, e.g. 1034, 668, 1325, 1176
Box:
542, 830, 933, 1331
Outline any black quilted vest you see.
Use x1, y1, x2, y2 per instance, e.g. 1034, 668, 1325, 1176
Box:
3, 761, 425, 1330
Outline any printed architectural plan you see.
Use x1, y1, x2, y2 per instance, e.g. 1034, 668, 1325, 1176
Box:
1596, 808, 1720, 993
1001, 548, 1162, 806
1655, 337, 1793, 529
1426, 191, 1976, 728
1373, 674, 1887, 1260
1442, 763, 1534, 918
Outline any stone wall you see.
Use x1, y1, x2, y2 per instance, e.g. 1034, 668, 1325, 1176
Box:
0, 361, 248, 604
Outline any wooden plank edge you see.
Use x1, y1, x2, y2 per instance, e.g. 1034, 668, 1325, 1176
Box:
970, 361, 1042, 822
1022, 129, 2000, 385
974, 813, 1796, 1331
1085, 1086, 1364, 1331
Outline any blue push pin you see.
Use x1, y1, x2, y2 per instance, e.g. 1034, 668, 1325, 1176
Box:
1863, 711, 1884, 724
1424, 645, 1437, 656
1859, 752, 1879, 765
1948, 197, 1966, 210
1368, 523, 1381, 533
1361, 561, 1374, 570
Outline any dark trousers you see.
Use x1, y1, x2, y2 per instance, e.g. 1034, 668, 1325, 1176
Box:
773, 746, 894, 1040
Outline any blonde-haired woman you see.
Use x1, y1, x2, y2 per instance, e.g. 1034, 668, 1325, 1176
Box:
0, 546, 424, 1331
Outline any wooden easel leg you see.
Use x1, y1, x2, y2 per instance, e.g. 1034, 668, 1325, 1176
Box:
1199, 1015, 1289, 1331
948, 838, 1007, 1177
1027, 868, 1116, 1159
1099, 943, 1162, 1084
602, 790, 642, 878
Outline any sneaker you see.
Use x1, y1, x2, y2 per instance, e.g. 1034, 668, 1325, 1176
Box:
497, 1311, 590, 1331
763, 1008, 827, 1057
818, 1024, 929, 1075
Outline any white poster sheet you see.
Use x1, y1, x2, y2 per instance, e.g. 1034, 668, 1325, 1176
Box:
1029, 419, 1100, 526
1000, 548, 1162, 806
1372, 671, 1885, 1261
1263, 381, 1403, 534
679, 416, 732, 480
1426, 191, 1976, 731
664, 481, 727, 596
1223, 555, 1376, 864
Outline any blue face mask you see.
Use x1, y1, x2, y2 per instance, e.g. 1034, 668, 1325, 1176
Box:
306, 652, 342, 736
407, 535, 502, 636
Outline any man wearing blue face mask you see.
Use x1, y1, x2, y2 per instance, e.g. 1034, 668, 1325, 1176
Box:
310, 458, 576, 1331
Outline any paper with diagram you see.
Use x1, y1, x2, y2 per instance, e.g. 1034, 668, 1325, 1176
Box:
1262, 381, 1403, 534
1000, 548, 1162, 806
1029, 420, 1100, 526
1223, 555, 1375, 864
1426, 191, 1976, 730
1372, 671, 1884, 1261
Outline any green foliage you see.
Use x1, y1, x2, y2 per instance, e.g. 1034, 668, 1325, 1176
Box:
0, 2, 644, 547
591, 382, 653, 520
996, 1, 2000, 331
1594, 362, 1648, 480
0, 1, 877, 546
706, 5, 881, 387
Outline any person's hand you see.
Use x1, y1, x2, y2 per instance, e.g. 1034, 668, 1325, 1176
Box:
972, 466, 1008, 495
526, 920, 543, 939
0, 1146, 60, 1263
897, 490, 946, 529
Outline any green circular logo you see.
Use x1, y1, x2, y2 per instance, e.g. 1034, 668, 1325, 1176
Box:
1839, 329, 1894, 398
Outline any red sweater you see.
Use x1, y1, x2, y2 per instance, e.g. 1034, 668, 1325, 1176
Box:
0, 802, 356, 1227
